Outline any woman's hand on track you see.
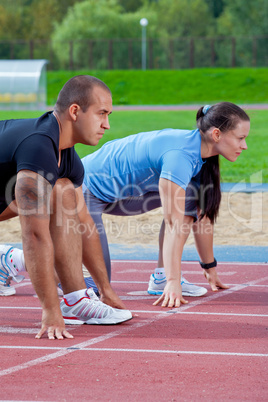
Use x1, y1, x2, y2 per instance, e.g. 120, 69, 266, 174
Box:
203, 267, 229, 291
153, 280, 188, 308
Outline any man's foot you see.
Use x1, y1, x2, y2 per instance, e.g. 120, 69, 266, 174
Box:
58, 276, 100, 297
60, 288, 132, 325
147, 274, 208, 297
0, 245, 25, 283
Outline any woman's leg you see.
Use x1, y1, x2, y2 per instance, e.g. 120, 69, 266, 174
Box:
83, 186, 112, 281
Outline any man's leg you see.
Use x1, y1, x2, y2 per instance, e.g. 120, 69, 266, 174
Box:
49, 179, 132, 325
49, 178, 86, 295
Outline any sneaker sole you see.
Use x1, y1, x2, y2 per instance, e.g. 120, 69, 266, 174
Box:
0, 288, 16, 296
63, 315, 133, 325
148, 288, 208, 297
182, 287, 208, 297
147, 289, 163, 295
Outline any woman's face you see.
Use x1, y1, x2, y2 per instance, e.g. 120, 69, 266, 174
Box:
216, 120, 250, 162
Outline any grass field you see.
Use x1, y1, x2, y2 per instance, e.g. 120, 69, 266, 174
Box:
47, 68, 268, 106
1, 109, 267, 183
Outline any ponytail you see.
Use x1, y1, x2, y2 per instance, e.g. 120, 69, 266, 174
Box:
198, 155, 221, 223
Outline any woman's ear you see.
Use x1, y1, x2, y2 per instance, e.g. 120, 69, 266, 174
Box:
211, 128, 221, 143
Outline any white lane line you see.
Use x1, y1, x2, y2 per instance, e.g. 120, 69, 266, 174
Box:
131, 311, 268, 317
0, 326, 76, 334
1, 275, 267, 378
0, 326, 41, 334
13, 280, 32, 289
0, 306, 41, 310
116, 283, 268, 287
0, 308, 266, 318
112, 260, 268, 266
0, 345, 267, 358
116, 269, 238, 275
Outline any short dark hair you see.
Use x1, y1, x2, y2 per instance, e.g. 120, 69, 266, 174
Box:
54, 75, 111, 113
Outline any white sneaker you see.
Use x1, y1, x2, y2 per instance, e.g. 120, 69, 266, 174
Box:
0, 283, 16, 296
0, 245, 25, 283
147, 274, 207, 297
60, 288, 132, 325
0, 256, 16, 296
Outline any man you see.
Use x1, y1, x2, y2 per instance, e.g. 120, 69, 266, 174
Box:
0, 75, 132, 340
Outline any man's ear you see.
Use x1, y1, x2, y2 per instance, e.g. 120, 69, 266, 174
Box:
69, 104, 80, 122
211, 128, 221, 143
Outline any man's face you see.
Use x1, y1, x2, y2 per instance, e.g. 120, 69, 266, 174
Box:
74, 86, 112, 146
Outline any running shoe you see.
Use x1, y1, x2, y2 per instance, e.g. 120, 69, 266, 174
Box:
0, 245, 25, 283
0, 265, 16, 295
58, 276, 100, 297
60, 287, 132, 325
0, 284, 16, 296
147, 274, 208, 297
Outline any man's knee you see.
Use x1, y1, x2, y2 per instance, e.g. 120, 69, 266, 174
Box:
50, 179, 78, 218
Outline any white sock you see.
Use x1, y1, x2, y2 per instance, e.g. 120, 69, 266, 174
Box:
64, 289, 87, 305
6, 248, 25, 273
155, 267, 183, 281
154, 268, 166, 279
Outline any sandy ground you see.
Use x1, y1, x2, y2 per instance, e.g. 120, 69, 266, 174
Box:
0, 193, 267, 247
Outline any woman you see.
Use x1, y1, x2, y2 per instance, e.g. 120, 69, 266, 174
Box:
81, 102, 250, 308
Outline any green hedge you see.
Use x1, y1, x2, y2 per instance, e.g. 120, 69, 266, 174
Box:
47, 68, 268, 106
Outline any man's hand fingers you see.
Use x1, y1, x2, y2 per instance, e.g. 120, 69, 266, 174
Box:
101, 295, 127, 310
35, 326, 73, 340
35, 328, 46, 339
54, 329, 64, 340
62, 330, 74, 339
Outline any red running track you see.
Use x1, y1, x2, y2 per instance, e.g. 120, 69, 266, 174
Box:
0, 260, 267, 401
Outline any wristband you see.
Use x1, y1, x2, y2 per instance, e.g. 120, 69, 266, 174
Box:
199, 258, 217, 270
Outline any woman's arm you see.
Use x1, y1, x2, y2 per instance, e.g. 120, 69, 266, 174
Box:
153, 178, 188, 308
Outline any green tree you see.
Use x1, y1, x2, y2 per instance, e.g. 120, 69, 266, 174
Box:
0, 1, 30, 39
217, 0, 268, 36
204, 0, 224, 18
117, 0, 143, 12
51, 0, 158, 68
0, 0, 85, 40
152, 0, 215, 38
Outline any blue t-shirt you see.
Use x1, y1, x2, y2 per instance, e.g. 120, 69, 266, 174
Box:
82, 128, 204, 202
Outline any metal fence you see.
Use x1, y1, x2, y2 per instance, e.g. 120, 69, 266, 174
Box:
0, 36, 267, 70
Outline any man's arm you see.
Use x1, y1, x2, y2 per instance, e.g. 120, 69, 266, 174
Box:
75, 186, 126, 309
154, 178, 188, 308
15, 170, 73, 340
